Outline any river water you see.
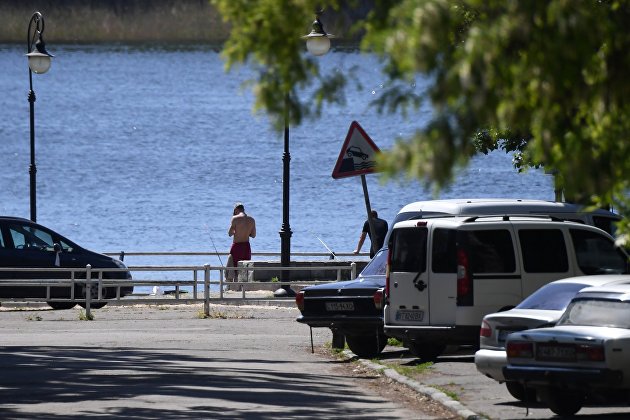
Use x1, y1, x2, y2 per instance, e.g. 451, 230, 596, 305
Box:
0, 44, 554, 267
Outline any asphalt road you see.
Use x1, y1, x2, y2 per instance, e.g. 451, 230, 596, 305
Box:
3, 302, 630, 419
0, 302, 440, 420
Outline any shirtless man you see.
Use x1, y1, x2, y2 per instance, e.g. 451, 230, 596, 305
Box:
227, 203, 256, 280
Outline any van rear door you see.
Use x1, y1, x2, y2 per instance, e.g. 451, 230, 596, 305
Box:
386, 225, 430, 326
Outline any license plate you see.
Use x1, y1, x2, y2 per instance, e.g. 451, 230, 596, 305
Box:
536, 344, 576, 361
325, 301, 355, 311
395, 309, 425, 322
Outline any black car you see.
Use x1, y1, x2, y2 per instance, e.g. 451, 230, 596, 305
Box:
296, 248, 388, 358
0, 216, 133, 309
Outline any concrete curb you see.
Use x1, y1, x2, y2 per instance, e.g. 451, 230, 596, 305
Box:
345, 351, 483, 420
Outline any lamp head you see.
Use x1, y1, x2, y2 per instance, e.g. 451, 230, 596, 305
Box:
302, 17, 334, 56
27, 33, 54, 74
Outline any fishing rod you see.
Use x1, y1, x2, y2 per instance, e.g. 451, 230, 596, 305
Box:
315, 234, 337, 260
206, 226, 225, 267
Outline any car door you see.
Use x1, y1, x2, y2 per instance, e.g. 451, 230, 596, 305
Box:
385, 224, 430, 326
516, 227, 574, 298
428, 227, 457, 324
0, 222, 59, 298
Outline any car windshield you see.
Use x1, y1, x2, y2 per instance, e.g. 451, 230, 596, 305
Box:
360, 248, 388, 276
515, 282, 593, 311
558, 299, 630, 329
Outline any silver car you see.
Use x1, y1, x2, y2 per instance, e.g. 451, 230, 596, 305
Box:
474, 274, 630, 400
503, 283, 630, 416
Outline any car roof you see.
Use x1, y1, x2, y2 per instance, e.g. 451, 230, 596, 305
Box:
548, 274, 630, 286
0, 216, 32, 222
391, 215, 608, 231
396, 198, 619, 217
574, 282, 630, 301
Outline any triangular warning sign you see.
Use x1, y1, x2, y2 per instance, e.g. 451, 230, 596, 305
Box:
332, 121, 381, 179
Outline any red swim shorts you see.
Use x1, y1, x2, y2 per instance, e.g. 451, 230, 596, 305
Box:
230, 242, 252, 266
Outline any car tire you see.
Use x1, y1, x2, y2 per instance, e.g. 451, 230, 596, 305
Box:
78, 283, 108, 309
505, 381, 536, 402
407, 341, 445, 361
546, 388, 584, 417
47, 302, 77, 310
346, 332, 387, 358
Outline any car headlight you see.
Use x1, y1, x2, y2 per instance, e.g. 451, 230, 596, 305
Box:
112, 259, 128, 269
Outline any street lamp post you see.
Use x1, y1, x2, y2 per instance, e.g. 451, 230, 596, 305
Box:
276, 13, 333, 296
26, 11, 54, 222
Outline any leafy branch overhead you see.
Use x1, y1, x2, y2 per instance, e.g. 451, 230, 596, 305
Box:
212, 0, 630, 237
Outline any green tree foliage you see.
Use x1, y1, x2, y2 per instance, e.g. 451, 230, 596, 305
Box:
212, 0, 630, 240
211, 0, 346, 130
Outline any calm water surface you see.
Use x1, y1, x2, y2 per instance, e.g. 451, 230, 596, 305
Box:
0, 44, 554, 267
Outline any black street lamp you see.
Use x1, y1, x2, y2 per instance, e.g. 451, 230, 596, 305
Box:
26, 11, 54, 222
276, 13, 333, 296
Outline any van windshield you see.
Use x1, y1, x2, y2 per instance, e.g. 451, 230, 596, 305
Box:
390, 227, 428, 273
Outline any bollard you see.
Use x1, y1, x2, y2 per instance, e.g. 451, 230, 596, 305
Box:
351, 262, 356, 279
204, 264, 210, 317
85, 264, 92, 319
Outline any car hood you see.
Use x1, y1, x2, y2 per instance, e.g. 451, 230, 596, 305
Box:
303, 275, 385, 291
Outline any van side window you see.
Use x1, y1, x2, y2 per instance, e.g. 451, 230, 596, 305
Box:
390, 227, 427, 273
432, 228, 456, 273
466, 230, 515, 273
519, 229, 568, 273
570, 229, 628, 274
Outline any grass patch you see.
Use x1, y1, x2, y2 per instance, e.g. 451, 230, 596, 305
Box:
390, 361, 434, 376
26, 314, 43, 321
387, 337, 404, 347
431, 384, 460, 401
78, 309, 94, 321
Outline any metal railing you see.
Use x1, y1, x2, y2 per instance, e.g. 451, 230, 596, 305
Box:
0, 260, 359, 318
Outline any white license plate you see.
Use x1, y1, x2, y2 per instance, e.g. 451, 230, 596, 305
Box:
395, 309, 425, 322
325, 301, 355, 311
537, 344, 575, 361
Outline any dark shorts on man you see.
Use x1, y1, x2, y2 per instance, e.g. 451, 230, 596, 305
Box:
230, 241, 252, 266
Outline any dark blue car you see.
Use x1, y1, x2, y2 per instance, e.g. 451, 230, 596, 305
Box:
296, 248, 388, 357
0, 216, 133, 310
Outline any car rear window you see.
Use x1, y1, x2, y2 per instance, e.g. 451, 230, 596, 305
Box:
390, 227, 427, 273
516, 282, 590, 310
519, 229, 568, 273
360, 248, 388, 276
432, 228, 457, 273
559, 299, 630, 328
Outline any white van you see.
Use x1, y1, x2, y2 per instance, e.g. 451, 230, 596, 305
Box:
390, 199, 620, 235
383, 215, 629, 361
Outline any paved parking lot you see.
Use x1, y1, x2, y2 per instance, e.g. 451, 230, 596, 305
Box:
2, 301, 630, 419
0, 302, 444, 419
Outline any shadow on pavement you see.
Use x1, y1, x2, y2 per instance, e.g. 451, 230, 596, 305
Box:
0, 346, 403, 419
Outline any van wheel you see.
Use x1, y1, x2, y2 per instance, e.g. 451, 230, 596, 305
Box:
346, 333, 387, 358
408, 342, 445, 361
546, 388, 584, 417
505, 381, 536, 401
47, 302, 76, 310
